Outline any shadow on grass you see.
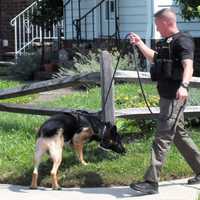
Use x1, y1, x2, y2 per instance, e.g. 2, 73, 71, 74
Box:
3, 148, 116, 187
83, 143, 124, 163
76, 171, 104, 187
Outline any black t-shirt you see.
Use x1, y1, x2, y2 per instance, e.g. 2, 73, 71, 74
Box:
156, 32, 194, 99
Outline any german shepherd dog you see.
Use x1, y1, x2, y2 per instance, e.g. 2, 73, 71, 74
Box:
30, 111, 125, 190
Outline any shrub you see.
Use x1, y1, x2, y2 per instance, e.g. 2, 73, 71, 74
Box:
111, 50, 133, 71
10, 48, 59, 81
10, 52, 41, 80
54, 49, 135, 78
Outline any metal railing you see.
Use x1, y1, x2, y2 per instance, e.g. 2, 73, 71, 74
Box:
10, 1, 64, 58
11, 0, 120, 56
64, 0, 119, 44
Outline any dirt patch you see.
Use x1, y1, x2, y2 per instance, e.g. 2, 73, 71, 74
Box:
32, 87, 75, 104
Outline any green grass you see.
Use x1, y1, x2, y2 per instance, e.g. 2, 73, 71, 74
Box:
0, 82, 200, 187
35, 83, 158, 110
0, 79, 37, 104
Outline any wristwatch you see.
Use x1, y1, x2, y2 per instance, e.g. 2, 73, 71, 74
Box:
181, 82, 189, 90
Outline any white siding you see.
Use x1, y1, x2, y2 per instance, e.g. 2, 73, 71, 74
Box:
64, 0, 97, 39
64, 0, 150, 40
153, 0, 200, 38
63, 0, 200, 40
118, 0, 148, 39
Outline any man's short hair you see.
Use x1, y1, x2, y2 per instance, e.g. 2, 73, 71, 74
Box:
154, 8, 176, 19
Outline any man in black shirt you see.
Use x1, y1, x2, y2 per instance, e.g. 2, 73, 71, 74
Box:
129, 8, 200, 194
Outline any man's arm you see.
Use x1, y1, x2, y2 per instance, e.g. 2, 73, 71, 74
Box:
181, 59, 193, 84
176, 59, 193, 101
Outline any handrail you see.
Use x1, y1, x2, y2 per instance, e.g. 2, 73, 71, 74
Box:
77, 0, 106, 21
10, 1, 64, 58
15, 38, 36, 54
10, 1, 37, 26
74, 0, 119, 43
64, 0, 71, 6
71, 0, 119, 43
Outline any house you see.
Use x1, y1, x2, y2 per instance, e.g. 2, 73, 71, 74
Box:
6, 1, 62, 59
63, 0, 200, 47
0, 0, 33, 59
2, 0, 200, 61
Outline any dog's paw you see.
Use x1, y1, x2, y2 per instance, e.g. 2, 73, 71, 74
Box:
52, 186, 62, 190
30, 186, 38, 190
81, 161, 88, 165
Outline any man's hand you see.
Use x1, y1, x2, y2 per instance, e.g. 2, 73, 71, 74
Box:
128, 32, 142, 45
176, 86, 188, 102
176, 59, 193, 102
126, 32, 155, 63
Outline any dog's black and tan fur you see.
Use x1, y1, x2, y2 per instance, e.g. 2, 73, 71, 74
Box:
30, 112, 125, 190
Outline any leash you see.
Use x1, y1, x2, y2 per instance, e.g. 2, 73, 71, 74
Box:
100, 24, 122, 117
100, 29, 145, 115
75, 23, 186, 132
130, 44, 153, 114
171, 99, 187, 131
101, 32, 153, 117
100, 32, 187, 132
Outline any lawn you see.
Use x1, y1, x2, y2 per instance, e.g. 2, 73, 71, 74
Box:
0, 79, 37, 104
0, 81, 200, 187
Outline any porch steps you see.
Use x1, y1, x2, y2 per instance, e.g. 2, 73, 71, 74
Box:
0, 61, 14, 76
0, 61, 15, 66
32, 41, 54, 47
0, 52, 15, 61
10, 1, 63, 58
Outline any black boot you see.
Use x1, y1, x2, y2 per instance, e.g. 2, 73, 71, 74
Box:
188, 174, 200, 184
130, 181, 158, 194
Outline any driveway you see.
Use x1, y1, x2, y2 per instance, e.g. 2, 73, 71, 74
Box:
1, 178, 200, 200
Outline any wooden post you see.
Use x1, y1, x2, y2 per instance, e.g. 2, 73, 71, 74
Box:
100, 51, 115, 124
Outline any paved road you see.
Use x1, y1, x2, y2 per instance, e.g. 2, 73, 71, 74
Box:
1, 178, 200, 200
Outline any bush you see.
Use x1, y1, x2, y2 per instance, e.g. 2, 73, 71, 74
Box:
10, 52, 41, 80
9, 48, 60, 81
54, 49, 136, 78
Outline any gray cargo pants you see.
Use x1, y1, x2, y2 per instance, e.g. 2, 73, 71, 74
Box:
144, 97, 200, 183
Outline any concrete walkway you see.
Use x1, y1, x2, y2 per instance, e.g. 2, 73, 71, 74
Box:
1, 178, 200, 200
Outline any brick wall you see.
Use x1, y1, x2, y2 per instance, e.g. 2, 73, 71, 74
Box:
0, 0, 33, 56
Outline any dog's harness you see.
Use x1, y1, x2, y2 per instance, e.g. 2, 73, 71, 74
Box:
69, 110, 106, 136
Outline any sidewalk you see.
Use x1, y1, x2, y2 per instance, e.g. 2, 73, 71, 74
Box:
1, 178, 200, 200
